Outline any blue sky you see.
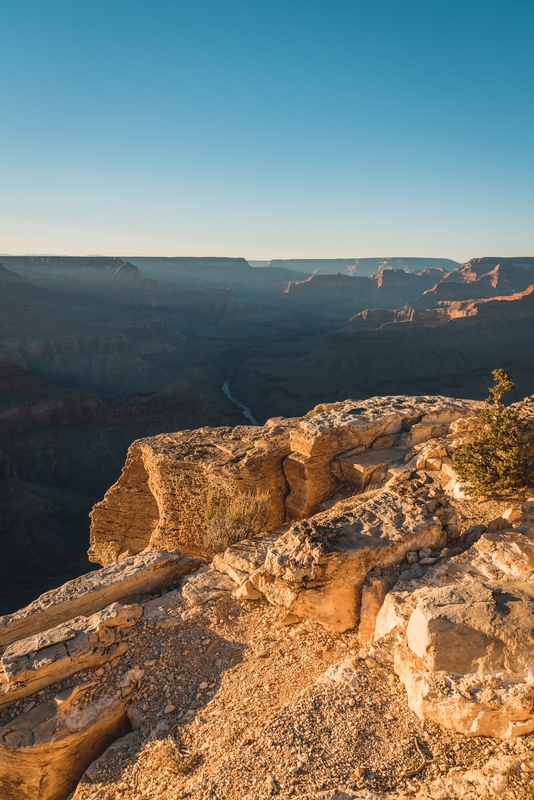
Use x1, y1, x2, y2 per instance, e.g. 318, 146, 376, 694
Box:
1, 0, 533, 260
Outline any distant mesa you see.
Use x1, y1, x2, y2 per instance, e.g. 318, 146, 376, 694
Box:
262, 256, 461, 276
409, 258, 534, 308
0, 256, 150, 292
128, 256, 308, 296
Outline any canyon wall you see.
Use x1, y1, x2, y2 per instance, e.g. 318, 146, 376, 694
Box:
230, 282, 534, 421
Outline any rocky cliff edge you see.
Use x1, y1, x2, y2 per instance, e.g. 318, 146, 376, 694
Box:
2, 396, 534, 800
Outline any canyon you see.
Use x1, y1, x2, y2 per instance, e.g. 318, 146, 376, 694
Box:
3, 253, 534, 614
258, 257, 461, 277
230, 258, 534, 421
2, 393, 534, 799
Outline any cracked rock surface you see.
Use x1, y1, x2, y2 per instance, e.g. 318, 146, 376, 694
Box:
2, 394, 534, 800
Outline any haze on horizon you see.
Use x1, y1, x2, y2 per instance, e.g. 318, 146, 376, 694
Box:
1, 0, 533, 260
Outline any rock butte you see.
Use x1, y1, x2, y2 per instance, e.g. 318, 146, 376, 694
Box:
88, 395, 477, 563
2, 394, 534, 799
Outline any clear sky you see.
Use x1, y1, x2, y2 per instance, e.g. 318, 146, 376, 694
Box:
1, 0, 533, 260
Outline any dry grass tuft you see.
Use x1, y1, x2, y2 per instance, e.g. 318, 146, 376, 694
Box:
202, 490, 271, 554
145, 739, 200, 776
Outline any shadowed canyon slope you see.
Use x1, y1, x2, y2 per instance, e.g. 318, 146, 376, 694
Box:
0, 257, 283, 611
0, 360, 228, 613
230, 258, 534, 421
126, 256, 309, 298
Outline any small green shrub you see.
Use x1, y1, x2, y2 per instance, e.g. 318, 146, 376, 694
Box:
202, 490, 271, 555
453, 369, 534, 497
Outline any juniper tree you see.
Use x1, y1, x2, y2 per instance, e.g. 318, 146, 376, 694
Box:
453, 369, 534, 497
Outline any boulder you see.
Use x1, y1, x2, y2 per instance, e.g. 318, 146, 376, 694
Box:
89, 424, 294, 564
0, 603, 142, 710
384, 529, 534, 738
358, 577, 392, 645
0, 550, 197, 650
181, 568, 237, 607
0, 692, 128, 800
211, 533, 282, 586
502, 507, 522, 526
233, 579, 263, 600
255, 472, 452, 632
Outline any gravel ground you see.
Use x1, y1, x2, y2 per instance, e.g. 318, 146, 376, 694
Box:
66, 587, 534, 800
2, 491, 532, 800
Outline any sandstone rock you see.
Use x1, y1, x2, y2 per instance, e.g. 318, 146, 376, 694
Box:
89, 425, 294, 564
181, 568, 237, 606
406, 423, 449, 448
389, 529, 534, 737
256, 472, 450, 631
475, 528, 534, 575
461, 524, 486, 546
332, 448, 406, 491
0, 603, 142, 710
88, 396, 477, 563
358, 578, 392, 645
0, 550, 197, 650
212, 533, 281, 576
374, 588, 414, 641
233, 580, 263, 601
212, 553, 249, 585
517, 498, 534, 533
487, 516, 509, 532
0, 693, 128, 800
284, 397, 473, 519
444, 475, 470, 500
502, 507, 522, 525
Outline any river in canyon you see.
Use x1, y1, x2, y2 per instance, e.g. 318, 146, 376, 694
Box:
222, 379, 259, 425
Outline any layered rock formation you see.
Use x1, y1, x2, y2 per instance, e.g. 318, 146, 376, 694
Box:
2, 394, 534, 799
89, 396, 475, 564
264, 257, 460, 277
0, 551, 198, 800
128, 256, 308, 297
230, 282, 534, 420
0, 256, 154, 296
257, 269, 449, 330
410, 260, 534, 307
